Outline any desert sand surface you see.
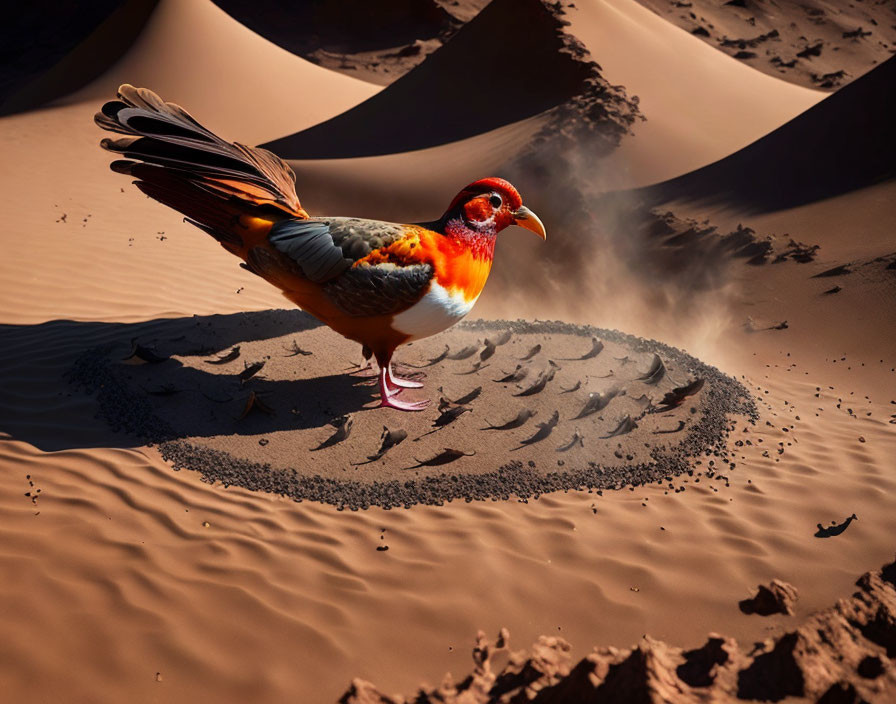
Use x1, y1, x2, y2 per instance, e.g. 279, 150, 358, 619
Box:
634, 0, 896, 91
1, 1, 895, 703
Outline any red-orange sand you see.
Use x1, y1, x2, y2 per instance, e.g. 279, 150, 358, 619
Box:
1, 1, 894, 702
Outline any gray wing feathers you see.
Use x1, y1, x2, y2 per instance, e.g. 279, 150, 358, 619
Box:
268, 217, 434, 316
268, 220, 352, 283
323, 264, 433, 317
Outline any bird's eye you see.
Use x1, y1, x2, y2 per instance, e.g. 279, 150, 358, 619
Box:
488, 194, 502, 208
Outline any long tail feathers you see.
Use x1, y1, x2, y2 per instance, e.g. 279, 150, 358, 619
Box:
95, 85, 308, 241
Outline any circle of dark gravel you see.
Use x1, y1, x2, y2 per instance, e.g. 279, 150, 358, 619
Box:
66, 315, 757, 510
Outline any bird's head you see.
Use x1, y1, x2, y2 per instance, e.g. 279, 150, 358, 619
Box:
441, 177, 546, 243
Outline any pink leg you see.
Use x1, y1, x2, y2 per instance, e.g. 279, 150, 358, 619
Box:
378, 364, 429, 411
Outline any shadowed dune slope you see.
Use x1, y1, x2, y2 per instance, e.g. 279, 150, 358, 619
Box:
213, 0, 459, 55
261, 0, 594, 159
0, 0, 153, 116
637, 56, 896, 212
565, 0, 824, 187
57, 0, 379, 144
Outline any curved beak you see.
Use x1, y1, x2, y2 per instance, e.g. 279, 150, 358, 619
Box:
512, 206, 546, 239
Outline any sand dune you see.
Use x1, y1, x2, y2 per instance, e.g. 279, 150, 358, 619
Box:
636, 55, 896, 212
261, 0, 602, 159
564, 0, 824, 187
345, 557, 896, 702
58, 0, 380, 143
0, 0, 154, 116
1, 1, 895, 703
266, 0, 827, 214
635, 0, 896, 91
212, 0, 464, 85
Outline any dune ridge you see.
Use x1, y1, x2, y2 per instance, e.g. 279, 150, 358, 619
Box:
342, 557, 896, 703
59, 0, 380, 144
2, 0, 896, 702
261, 0, 642, 159
636, 55, 896, 213
0, 0, 156, 117
635, 0, 896, 91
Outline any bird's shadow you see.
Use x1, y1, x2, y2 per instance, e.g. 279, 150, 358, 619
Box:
0, 309, 378, 452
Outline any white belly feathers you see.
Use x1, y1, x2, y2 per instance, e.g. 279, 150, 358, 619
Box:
392, 281, 477, 341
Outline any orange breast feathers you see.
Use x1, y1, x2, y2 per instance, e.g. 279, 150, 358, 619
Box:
356, 227, 493, 303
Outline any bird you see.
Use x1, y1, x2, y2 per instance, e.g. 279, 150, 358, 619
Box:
95, 85, 546, 411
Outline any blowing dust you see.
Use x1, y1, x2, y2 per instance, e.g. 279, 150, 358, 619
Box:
483, 136, 740, 366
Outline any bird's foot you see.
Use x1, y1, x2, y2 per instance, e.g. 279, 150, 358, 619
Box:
378, 395, 430, 411
387, 365, 424, 390
377, 363, 428, 410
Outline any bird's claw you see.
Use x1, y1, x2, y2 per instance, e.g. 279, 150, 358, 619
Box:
387, 375, 424, 390
378, 396, 430, 412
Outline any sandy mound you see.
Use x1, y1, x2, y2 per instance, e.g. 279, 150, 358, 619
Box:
638, 55, 896, 213
49, 0, 380, 144
343, 556, 896, 703
261, 0, 640, 159
559, 0, 823, 188
212, 0, 466, 85
635, 0, 896, 91
0, 0, 151, 116
67, 312, 754, 510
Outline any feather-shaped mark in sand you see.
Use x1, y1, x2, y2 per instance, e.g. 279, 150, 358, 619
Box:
407, 448, 475, 469
479, 340, 497, 362
495, 365, 528, 383
513, 361, 558, 397
654, 420, 686, 434
410, 345, 449, 368
449, 386, 482, 405
519, 344, 541, 361
447, 345, 478, 360
602, 415, 637, 438
123, 339, 168, 364
631, 394, 653, 411
237, 391, 274, 419
482, 408, 536, 431
416, 405, 472, 439
456, 361, 488, 375
206, 346, 241, 364
353, 426, 407, 465
238, 360, 265, 383
654, 378, 705, 411
573, 388, 621, 419
487, 330, 512, 346
514, 410, 559, 448
283, 340, 312, 357
636, 355, 667, 385
312, 415, 353, 451
561, 337, 603, 361
557, 428, 585, 452
560, 380, 581, 393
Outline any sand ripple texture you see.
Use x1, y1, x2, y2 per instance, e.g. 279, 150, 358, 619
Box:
1, 299, 895, 702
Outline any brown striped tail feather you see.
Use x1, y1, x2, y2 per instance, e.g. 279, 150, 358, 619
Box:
95, 85, 308, 243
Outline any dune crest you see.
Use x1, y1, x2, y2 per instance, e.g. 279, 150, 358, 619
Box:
635, 0, 896, 91
342, 557, 896, 703
261, 0, 642, 159
638, 56, 896, 213
58, 0, 380, 143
